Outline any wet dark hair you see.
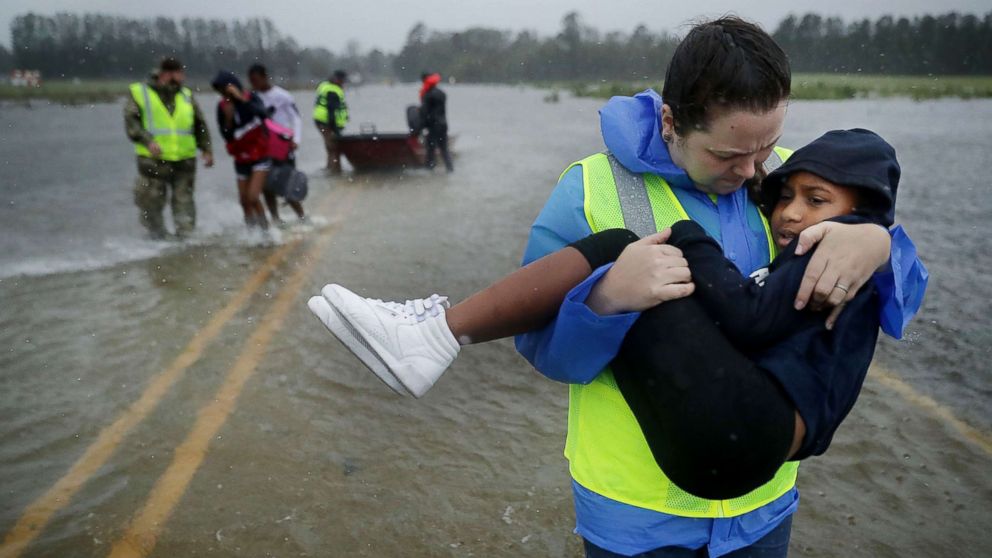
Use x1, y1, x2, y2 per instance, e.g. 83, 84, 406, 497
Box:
159, 57, 184, 72
248, 63, 267, 77
662, 16, 790, 136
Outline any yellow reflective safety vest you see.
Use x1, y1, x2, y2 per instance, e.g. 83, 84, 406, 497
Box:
129, 82, 197, 161
313, 81, 349, 128
563, 146, 797, 518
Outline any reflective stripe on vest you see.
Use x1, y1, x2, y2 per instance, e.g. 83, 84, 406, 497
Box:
313, 82, 349, 128
759, 147, 792, 259
563, 148, 798, 518
130, 83, 197, 162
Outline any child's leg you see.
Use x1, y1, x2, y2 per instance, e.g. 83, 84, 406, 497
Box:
287, 199, 306, 220
446, 228, 639, 344
307, 228, 639, 397
612, 296, 800, 500
444, 247, 589, 344
263, 190, 281, 222
247, 169, 269, 229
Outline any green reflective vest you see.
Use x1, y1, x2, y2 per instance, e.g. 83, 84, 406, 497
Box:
313, 82, 349, 128
563, 146, 798, 518
129, 82, 197, 161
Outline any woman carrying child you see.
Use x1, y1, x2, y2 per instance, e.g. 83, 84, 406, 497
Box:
308, 17, 926, 558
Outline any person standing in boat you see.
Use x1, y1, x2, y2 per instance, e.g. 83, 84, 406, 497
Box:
313, 70, 349, 174
420, 72, 453, 173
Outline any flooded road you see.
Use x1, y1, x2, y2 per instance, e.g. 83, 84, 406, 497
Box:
1, 85, 990, 557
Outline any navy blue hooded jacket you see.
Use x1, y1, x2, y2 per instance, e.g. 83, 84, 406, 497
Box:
664, 129, 902, 458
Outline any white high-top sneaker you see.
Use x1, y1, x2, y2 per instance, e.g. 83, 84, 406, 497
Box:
307, 284, 460, 398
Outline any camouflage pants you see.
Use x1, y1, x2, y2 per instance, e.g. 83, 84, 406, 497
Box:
134, 156, 197, 238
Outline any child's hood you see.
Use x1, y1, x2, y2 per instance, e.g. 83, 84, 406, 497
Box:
762, 129, 900, 227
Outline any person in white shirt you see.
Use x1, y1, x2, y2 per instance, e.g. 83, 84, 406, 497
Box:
248, 63, 306, 224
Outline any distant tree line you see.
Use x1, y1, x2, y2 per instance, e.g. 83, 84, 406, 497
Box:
393, 13, 676, 82
773, 12, 992, 74
4, 11, 991, 82
396, 11, 992, 80
5, 13, 392, 81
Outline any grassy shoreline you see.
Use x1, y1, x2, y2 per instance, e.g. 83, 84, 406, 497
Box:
561, 73, 992, 101
4, 74, 992, 104
0, 80, 132, 104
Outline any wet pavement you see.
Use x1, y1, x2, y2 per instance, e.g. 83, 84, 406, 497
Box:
1, 86, 990, 557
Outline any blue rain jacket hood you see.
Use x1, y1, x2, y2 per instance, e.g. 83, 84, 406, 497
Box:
598, 88, 695, 191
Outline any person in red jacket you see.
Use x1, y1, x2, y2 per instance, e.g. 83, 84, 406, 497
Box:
419, 72, 453, 172
212, 70, 271, 230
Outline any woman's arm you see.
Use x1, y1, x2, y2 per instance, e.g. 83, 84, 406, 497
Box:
794, 221, 928, 337
514, 168, 640, 383
793, 222, 889, 311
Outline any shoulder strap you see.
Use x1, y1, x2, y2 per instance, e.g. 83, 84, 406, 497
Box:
763, 148, 785, 174
605, 152, 658, 238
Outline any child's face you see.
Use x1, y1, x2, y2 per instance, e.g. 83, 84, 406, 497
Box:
770, 171, 860, 248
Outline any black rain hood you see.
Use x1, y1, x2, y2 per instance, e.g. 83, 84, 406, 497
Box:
210, 70, 242, 92
761, 129, 900, 227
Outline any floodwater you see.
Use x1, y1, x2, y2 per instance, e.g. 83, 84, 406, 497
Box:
0, 85, 990, 557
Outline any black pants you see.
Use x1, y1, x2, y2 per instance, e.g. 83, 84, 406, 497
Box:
570, 229, 795, 500
425, 125, 453, 171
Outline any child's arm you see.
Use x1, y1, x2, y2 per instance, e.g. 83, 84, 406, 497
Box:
667, 220, 822, 351
513, 169, 645, 383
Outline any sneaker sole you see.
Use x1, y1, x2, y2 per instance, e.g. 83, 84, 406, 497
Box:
306, 296, 411, 396
321, 286, 434, 398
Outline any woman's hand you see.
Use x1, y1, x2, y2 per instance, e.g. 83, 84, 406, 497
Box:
586, 229, 695, 315
794, 221, 891, 327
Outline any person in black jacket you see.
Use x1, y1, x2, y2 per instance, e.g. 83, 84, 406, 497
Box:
419, 72, 453, 172
211, 70, 272, 230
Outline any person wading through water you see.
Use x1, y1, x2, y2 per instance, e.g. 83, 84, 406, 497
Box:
124, 57, 214, 240
420, 72, 453, 173
313, 70, 349, 174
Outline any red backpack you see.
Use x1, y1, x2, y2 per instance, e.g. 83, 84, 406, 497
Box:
265, 119, 294, 162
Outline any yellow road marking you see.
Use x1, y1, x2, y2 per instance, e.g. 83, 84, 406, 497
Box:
107, 191, 357, 558
872, 364, 992, 458
0, 238, 302, 558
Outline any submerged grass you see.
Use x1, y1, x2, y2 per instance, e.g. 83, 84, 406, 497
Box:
5, 74, 992, 104
0, 79, 133, 104
558, 73, 992, 101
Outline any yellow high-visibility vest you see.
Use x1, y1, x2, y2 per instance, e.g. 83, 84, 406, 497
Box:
129, 82, 197, 161
313, 81, 349, 128
563, 146, 798, 518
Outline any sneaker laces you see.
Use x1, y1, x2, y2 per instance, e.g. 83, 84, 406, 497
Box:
376, 294, 449, 323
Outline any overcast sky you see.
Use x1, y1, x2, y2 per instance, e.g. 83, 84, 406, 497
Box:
3, 0, 989, 52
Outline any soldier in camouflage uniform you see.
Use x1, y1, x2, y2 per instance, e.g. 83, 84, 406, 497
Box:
124, 57, 214, 239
